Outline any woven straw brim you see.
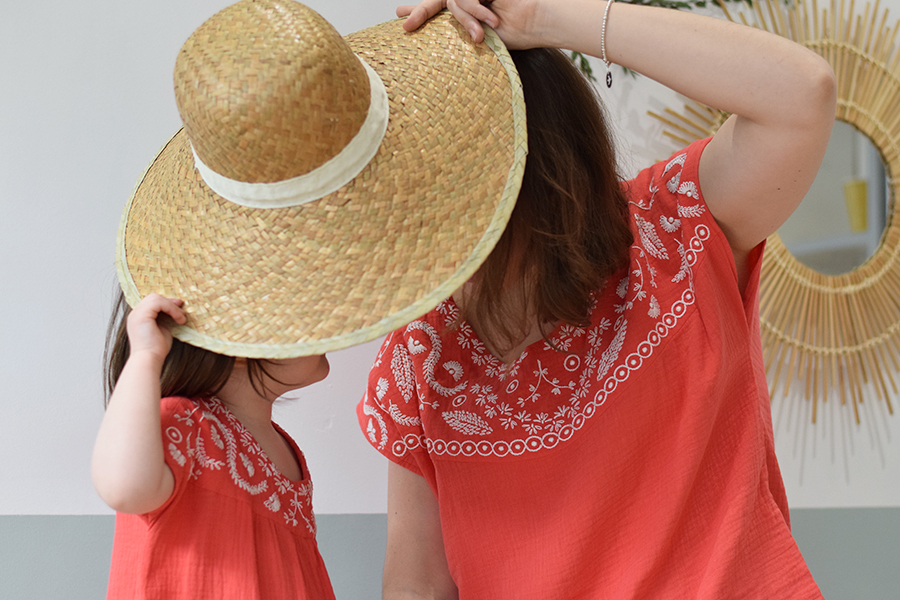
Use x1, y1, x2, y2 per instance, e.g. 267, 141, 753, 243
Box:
117, 13, 526, 358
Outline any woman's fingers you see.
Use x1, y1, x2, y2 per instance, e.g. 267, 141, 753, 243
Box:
453, 0, 499, 28
397, 0, 446, 30
397, 0, 498, 40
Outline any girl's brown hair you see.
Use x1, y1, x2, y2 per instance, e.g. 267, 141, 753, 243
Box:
461, 48, 633, 355
103, 291, 282, 406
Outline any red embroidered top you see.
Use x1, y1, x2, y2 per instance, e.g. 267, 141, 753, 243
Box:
358, 139, 822, 599
107, 397, 335, 600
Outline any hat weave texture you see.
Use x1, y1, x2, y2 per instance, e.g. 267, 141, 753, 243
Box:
117, 2, 527, 358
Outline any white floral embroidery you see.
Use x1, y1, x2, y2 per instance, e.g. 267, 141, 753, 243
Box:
264, 493, 281, 512
391, 344, 415, 402
368, 148, 712, 459
389, 403, 422, 427
364, 402, 388, 450
678, 181, 700, 199
165, 399, 315, 532
442, 411, 493, 435
678, 203, 706, 218
660, 215, 681, 233
406, 321, 467, 397
634, 214, 669, 260
375, 377, 389, 400
444, 361, 464, 381
240, 453, 255, 478
168, 443, 186, 467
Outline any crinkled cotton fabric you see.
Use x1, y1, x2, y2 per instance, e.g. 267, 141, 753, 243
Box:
107, 396, 334, 600
358, 138, 822, 599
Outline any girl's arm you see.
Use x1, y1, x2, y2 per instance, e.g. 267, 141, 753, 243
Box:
91, 294, 186, 515
383, 462, 458, 600
401, 0, 837, 289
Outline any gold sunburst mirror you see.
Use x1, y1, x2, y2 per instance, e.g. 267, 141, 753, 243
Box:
651, 0, 900, 437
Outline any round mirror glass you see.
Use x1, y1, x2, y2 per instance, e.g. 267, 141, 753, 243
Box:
777, 120, 891, 275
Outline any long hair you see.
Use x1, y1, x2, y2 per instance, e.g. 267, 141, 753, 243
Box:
103, 290, 281, 406
461, 48, 633, 354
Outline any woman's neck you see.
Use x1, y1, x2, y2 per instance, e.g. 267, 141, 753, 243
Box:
454, 286, 556, 365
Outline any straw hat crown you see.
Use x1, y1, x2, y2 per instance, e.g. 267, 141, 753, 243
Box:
174, 0, 370, 184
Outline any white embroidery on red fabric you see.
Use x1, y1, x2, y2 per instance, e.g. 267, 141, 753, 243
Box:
368, 152, 712, 459
165, 400, 316, 532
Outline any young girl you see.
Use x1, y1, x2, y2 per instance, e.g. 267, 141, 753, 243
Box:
92, 0, 526, 596
93, 292, 335, 599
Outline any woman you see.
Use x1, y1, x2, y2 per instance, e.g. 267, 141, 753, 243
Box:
358, 0, 836, 597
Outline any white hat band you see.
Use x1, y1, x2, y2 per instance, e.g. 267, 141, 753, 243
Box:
191, 56, 389, 209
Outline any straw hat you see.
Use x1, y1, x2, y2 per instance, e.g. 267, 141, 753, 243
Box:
117, 0, 526, 358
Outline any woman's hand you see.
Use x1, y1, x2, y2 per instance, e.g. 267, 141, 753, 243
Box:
397, 0, 543, 49
126, 293, 186, 364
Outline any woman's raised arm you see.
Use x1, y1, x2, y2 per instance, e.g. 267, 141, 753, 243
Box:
400, 0, 836, 288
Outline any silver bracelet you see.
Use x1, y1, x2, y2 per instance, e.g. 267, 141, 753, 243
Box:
601, 0, 615, 88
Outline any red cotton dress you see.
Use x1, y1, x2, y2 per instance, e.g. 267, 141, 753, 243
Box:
107, 396, 335, 600
358, 138, 823, 599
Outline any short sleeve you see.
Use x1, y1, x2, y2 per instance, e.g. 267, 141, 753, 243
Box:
144, 396, 199, 518
357, 330, 431, 478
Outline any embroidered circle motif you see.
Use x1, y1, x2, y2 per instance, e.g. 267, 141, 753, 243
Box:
506, 380, 519, 393
452, 395, 467, 407
166, 426, 183, 443
461, 440, 477, 456
564, 354, 581, 371
511, 440, 527, 455
403, 433, 421, 450
542, 432, 560, 448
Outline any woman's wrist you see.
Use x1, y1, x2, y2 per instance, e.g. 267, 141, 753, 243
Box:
533, 0, 610, 55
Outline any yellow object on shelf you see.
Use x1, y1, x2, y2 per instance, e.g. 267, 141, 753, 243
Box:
843, 178, 868, 232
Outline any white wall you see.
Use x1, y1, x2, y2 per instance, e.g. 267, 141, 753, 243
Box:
2, 0, 899, 516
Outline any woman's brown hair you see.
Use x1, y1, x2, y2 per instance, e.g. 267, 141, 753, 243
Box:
103, 291, 282, 406
461, 48, 633, 355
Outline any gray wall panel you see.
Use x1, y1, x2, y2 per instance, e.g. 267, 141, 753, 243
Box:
1, 509, 897, 599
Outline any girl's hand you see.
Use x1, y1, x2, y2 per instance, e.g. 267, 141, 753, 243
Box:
93, 293, 183, 515
397, 0, 543, 49
126, 293, 186, 363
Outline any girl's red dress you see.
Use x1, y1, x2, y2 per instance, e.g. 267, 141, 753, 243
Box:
107, 396, 335, 600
